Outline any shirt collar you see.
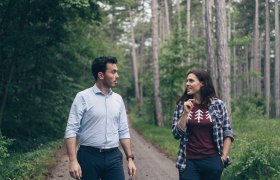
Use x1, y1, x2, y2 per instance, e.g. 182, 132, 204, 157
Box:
92, 84, 113, 95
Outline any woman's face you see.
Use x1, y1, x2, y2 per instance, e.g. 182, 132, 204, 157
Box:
186, 73, 204, 96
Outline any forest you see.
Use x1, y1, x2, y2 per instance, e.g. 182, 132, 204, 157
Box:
0, 0, 280, 179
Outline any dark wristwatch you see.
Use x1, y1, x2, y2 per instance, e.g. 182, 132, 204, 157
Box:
126, 154, 134, 161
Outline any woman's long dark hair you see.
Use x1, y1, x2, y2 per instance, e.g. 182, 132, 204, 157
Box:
177, 69, 216, 105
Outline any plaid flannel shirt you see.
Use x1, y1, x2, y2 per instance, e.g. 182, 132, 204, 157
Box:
171, 98, 234, 170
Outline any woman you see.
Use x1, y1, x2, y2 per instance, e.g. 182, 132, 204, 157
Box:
172, 69, 234, 180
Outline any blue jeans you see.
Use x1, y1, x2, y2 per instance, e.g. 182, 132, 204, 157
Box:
77, 146, 125, 180
179, 155, 224, 180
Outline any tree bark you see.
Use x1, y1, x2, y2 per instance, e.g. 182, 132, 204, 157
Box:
151, 0, 164, 127
164, 0, 170, 36
129, 6, 140, 110
216, 0, 231, 114
204, 0, 217, 92
265, 0, 270, 118
138, 0, 146, 106
253, 0, 261, 96
176, 0, 182, 31
110, 6, 116, 44
275, 0, 280, 118
186, 0, 191, 45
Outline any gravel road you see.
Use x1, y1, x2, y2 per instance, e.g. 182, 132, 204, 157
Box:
47, 128, 178, 180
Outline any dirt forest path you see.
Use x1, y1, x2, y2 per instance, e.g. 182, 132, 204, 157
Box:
47, 128, 178, 180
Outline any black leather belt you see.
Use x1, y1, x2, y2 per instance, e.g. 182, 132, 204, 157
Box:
80, 145, 118, 152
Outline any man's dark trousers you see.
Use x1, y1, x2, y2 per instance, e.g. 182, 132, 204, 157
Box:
78, 146, 125, 180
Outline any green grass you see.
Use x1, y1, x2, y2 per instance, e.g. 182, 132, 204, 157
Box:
131, 115, 280, 180
0, 140, 63, 180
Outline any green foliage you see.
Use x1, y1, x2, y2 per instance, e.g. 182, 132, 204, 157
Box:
131, 112, 280, 180
224, 139, 280, 180
233, 0, 266, 34
159, 28, 204, 125
60, 0, 90, 8
222, 119, 280, 180
0, 135, 13, 166
0, 0, 128, 153
0, 140, 62, 180
232, 95, 265, 120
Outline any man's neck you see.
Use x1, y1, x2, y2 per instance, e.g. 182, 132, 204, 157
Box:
96, 82, 110, 95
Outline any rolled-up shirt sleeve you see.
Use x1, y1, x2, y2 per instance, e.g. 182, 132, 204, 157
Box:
118, 99, 130, 139
220, 101, 234, 141
64, 93, 86, 139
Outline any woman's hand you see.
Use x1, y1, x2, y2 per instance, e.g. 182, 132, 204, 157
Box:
183, 99, 194, 114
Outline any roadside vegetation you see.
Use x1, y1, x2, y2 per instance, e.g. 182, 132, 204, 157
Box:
130, 98, 280, 180
0, 140, 62, 180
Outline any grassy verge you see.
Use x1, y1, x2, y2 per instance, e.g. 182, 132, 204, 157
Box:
0, 140, 63, 180
131, 115, 280, 180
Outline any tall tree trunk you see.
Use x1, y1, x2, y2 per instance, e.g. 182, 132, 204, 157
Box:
233, 45, 237, 98
275, 0, 280, 118
139, 0, 146, 106
110, 6, 116, 43
186, 0, 191, 44
227, 3, 234, 98
204, 0, 217, 91
245, 45, 250, 96
186, 0, 191, 64
216, 0, 231, 114
164, 0, 170, 36
151, 0, 164, 127
176, 0, 182, 31
129, 6, 140, 110
265, 0, 270, 118
253, 0, 261, 96
159, 3, 164, 45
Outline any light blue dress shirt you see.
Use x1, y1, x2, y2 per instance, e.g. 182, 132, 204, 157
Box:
65, 84, 130, 149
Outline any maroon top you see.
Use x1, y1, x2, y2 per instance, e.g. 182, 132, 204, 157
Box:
185, 103, 217, 159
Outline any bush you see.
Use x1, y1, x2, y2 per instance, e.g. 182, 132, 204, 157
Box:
232, 95, 265, 120
0, 135, 13, 166
223, 138, 280, 180
0, 140, 62, 179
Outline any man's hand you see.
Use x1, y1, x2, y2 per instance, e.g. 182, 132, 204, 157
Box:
127, 159, 137, 177
69, 160, 82, 180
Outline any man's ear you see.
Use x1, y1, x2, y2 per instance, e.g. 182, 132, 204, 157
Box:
98, 72, 104, 80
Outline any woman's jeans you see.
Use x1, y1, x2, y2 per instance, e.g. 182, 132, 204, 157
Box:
179, 155, 224, 180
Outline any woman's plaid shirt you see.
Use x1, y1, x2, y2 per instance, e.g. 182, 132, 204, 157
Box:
171, 98, 234, 170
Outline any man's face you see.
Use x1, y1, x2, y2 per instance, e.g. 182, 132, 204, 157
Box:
102, 63, 119, 88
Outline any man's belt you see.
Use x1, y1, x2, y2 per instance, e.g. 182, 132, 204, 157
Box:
80, 145, 118, 153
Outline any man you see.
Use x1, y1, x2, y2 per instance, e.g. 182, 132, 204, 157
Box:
65, 56, 137, 180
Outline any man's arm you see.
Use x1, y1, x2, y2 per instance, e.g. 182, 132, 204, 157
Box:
66, 137, 82, 180
120, 138, 137, 177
